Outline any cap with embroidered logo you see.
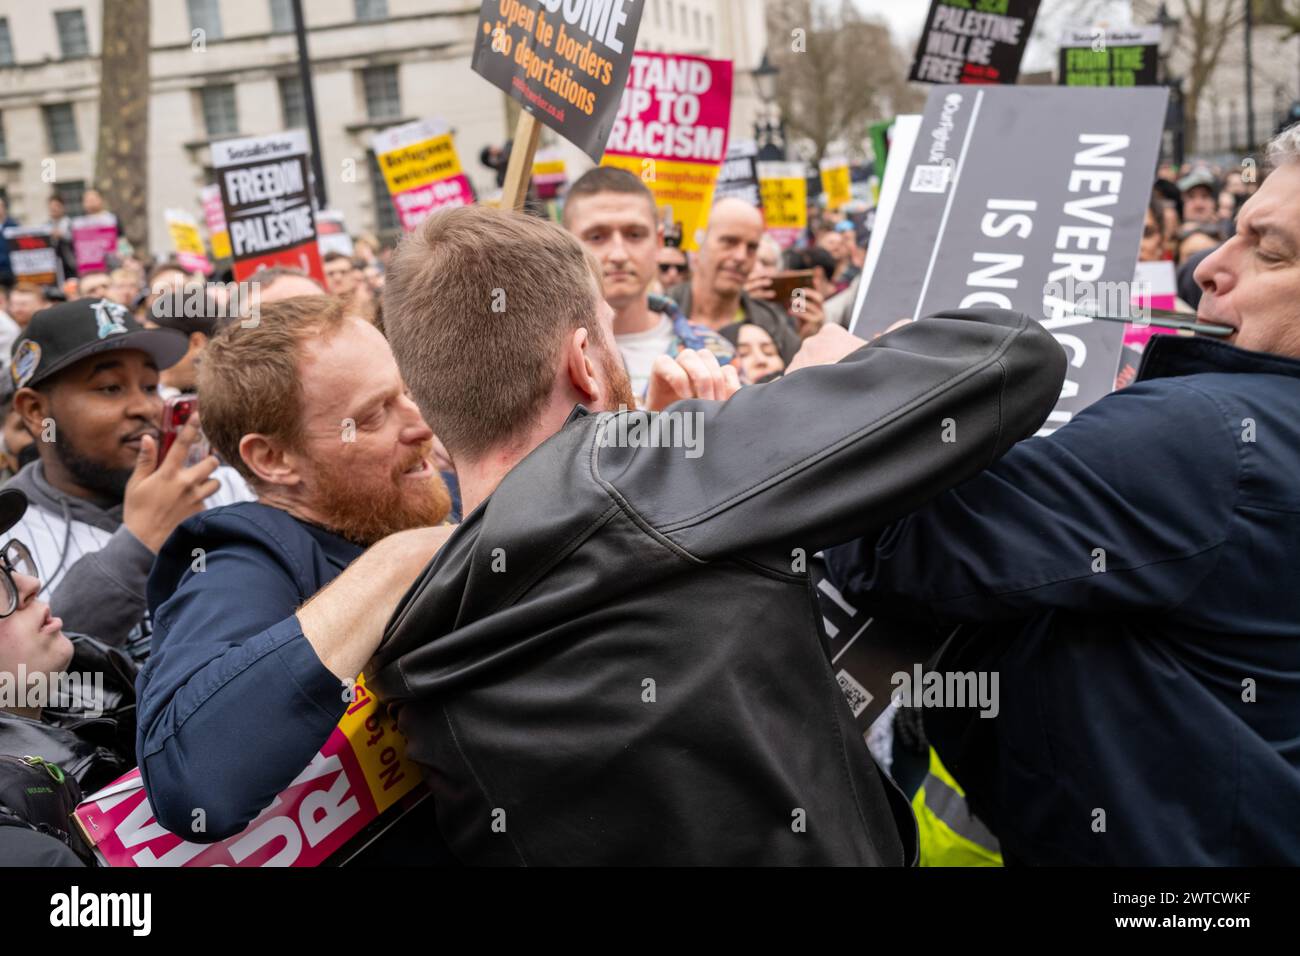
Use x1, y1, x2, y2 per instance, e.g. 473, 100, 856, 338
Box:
9, 298, 188, 390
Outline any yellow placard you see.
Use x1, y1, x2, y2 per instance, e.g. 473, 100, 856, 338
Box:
337, 673, 424, 814
377, 133, 464, 195
760, 176, 808, 230
821, 162, 852, 211
601, 154, 720, 252
533, 158, 566, 177
211, 231, 232, 260
168, 218, 205, 258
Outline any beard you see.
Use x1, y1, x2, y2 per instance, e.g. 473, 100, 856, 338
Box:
309, 441, 452, 546
599, 343, 638, 412
53, 434, 133, 504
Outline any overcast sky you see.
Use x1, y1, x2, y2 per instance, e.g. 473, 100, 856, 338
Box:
852, 0, 1135, 73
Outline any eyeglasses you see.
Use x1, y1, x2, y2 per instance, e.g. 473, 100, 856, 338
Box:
658, 263, 689, 276
0, 539, 36, 618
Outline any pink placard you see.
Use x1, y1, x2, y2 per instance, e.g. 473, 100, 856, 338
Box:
74, 726, 381, 867
606, 51, 734, 164
71, 214, 118, 273
393, 173, 472, 232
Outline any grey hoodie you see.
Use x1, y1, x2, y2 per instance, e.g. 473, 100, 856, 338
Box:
4, 461, 252, 655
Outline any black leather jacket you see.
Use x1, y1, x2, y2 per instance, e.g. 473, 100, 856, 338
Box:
369, 308, 1066, 865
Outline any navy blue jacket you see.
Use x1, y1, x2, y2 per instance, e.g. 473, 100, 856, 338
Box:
137, 501, 449, 862
826, 335, 1300, 865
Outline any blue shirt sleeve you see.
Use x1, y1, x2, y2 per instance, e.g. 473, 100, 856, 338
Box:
825, 379, 1241, 625
136, 539, 348, 842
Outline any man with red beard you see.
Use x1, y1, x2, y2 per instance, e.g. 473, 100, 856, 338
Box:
136, 295, 455, 862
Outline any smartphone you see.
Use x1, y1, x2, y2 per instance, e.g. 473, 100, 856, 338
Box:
158, 394, 210, 469
768, 270, 816, 313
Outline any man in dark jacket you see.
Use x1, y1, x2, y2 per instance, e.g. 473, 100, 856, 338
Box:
136, 296, 453, 859
825, 128, 1300, 865
370, 205, 1066, 865
667, 197, 805, 364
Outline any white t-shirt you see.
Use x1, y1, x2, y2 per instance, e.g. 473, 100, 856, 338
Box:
616, 317, 674, 400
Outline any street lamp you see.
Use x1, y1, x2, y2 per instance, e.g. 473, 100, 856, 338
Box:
751, 52, 786, 161
1151, 2, 1185, 165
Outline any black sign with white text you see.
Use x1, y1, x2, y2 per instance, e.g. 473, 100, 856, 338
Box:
910, 0, 1041, 85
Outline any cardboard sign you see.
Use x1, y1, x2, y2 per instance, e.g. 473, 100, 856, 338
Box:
4, 227, 63, 286
470, 0, 644, 162
212, 130, 323, 283
714, 139, 760, 206
1058, 26, 1161, 87
71, 213, 119, 274
602, 52, 733, 252
820, 157, 852, 211
316, 210, 355, 258
164, 209, 212, 276
758, 161, 807, 249
73, 676, 426, 867
850, 86, 1167, 437
910, 0, 1042, 85
201, 184, 232, 261
372, 119, 474, 233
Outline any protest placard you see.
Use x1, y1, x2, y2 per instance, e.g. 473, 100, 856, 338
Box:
316, 210, 355, 257
201, 184, 232, 261
820, 157, 852, 211
714, 139, 760, 206
532, 146, 568, 199
372, 119, 473, 232
910, 0, 1042, 85
164, 209, 212, 276
602, 51, 733, 251
71, 213, 119, 274
1058, 26, 1161, 87
73, 675, 426, 867
851, 85, 1168, 436
758, 161, 807, 249
471, 0, 644, 164
4, 227, 63, 286
212, 129, 323, 283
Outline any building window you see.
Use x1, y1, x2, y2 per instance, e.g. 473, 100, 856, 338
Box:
201, 84, 239, 138
55, 180, 85, 217
706, 14, 713, 45
368, 151, 400, 233
0, 115, 7, 161
666, 2, 674, 31
188, 0, 223, 40
278, 75, 306, 130
0, 19, 14, 66
693, 10, 701, 38
651, 0, 659, 28
43, 103, 80, 153
355, 0, 387, 22
362, 65, 401, 121
269, 0, 294, 33
54, 9, 90, 59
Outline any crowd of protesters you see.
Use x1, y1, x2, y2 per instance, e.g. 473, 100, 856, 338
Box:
0, 117, 1297, 867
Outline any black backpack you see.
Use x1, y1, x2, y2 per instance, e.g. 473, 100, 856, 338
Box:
0, 754, 93, 864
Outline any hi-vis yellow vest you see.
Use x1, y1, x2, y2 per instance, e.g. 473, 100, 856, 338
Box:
912, 749, 1003, 867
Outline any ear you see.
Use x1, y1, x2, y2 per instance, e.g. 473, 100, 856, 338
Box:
655, 221, 665, 249
12, 387, 49, 442
189, 331, 209, 352
238, 433, 302, 489
564, 327, 601, 406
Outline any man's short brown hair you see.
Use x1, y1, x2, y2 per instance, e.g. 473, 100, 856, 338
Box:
562, 165, 657, 229
382, 205, 603, 459
199, 295, 350, 485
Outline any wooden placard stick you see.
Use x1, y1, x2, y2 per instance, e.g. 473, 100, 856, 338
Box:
501, 111, 542, 212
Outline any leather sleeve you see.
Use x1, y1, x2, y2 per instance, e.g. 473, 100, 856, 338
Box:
593, 308, 1066, 563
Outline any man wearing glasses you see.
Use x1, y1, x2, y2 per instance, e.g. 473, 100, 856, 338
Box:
564, 166, 733, 400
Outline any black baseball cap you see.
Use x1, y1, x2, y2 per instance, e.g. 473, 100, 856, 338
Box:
9, 297, 188, 390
